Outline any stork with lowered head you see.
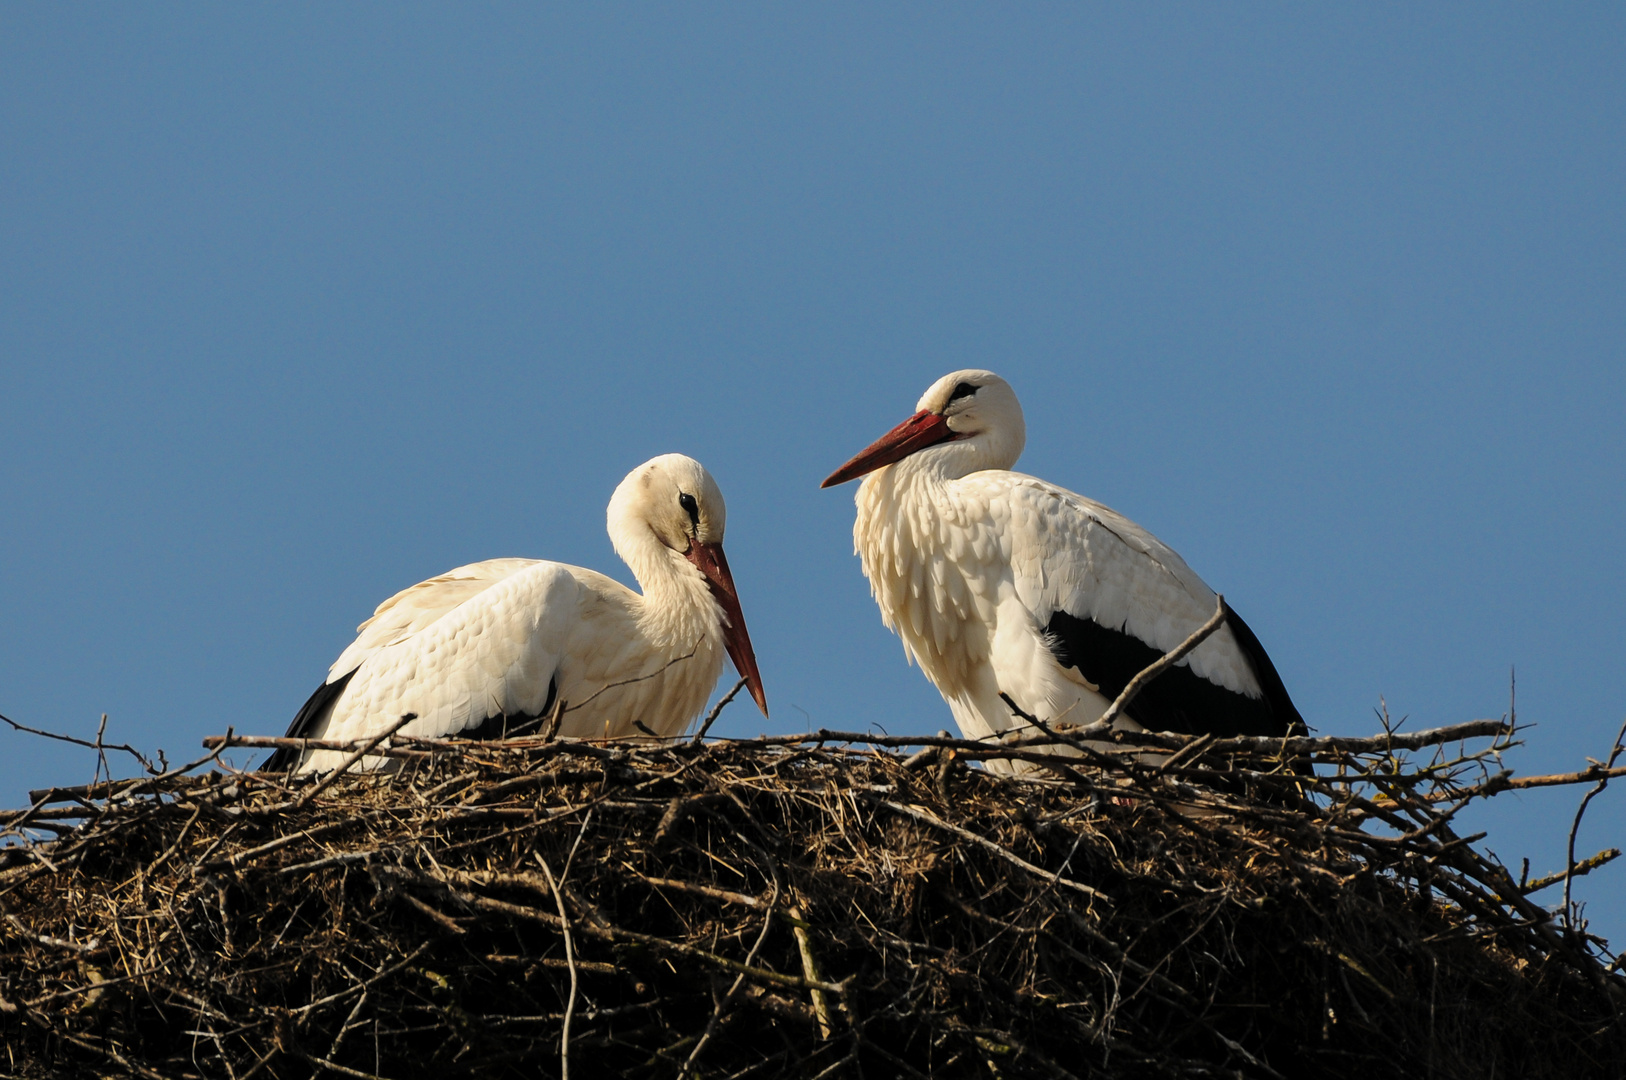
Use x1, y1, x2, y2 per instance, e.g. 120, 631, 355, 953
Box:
268, 454, 767, 773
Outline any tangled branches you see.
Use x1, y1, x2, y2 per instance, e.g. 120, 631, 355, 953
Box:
0, 711, 1623, 1079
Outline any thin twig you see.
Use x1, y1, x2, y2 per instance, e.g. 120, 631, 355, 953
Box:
92, 713, 110, 793
540, 694, 568, 741
1087, 594, 1230, 736
873, 798, 1108, 903
0, 710, 158, 775
537, 808, 595, 1080
1564, 719, 1626, 935
786, 905, 835, 1038
680, 803, 787, 1077
1154, 732, 1216, 777
293, 713, 421, 808
1525, 848, 1622, 894
691, 676, 750, 746
731, 718, 1511, 758
561, 645, 700, 716
293, 943, 435, 1018
202, 735, 428, 760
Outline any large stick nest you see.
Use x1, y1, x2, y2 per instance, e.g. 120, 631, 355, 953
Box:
1, 716, 1623, 1079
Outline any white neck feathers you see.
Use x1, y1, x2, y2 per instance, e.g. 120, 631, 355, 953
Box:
612, 524, 723, 655
851, 455, 1002, 694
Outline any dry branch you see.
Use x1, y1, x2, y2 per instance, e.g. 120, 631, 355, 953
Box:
1088, 593, 1231, 735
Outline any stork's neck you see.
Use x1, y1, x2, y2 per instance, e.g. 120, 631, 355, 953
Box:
615, 529, 725, 654
863, 429, 1013, 500
851, 447, 1001, 698
853, 453, 965, 568
904, 416, 1025, 486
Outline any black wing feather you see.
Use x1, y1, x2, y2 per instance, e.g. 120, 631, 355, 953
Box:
1044, 608, 1303, 738
461, 676, 558, 741
264, 669, 562, 770
262, 668, 358, 772
1215, 604, 1307, 738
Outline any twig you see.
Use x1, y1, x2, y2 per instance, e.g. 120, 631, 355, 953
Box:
1503, 763, 1626, 792
2, 912, 99, 955
1154, 732, 1216, 777
680, 808, 787, 1077
734, 718, 1511, 759
293, 713, 420, 808
873, 798, 1108, 903
92, 713, 110, 793
1525, 848, 1622, 894
561, 645, 699, 716
1086, 594, 1230, 736
540, 695, 568, 741
997, 694, 1116, 776
691, 676, 750, 745
433, 883, 846, 992
635, 874, 766, 908
27, 773, 212, 805
26, 965, 166, 1006
537, 808, 595, 1080
293, 943, 435, 1018
679, 878, 783, 1077
786, 905, 835, 1039
202, 735, 428, 761
1563, 719, 1626, 936
1, 710, 158, 775
302, 1053, 396, 1080
142, 803, 204, 878
205, 809, 393, 871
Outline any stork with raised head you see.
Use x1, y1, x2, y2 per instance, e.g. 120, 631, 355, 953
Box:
266, 454, 767, 773
821, 371, 1304, 752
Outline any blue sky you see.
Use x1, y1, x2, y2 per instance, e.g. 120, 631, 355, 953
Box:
3, 7, 1623, 945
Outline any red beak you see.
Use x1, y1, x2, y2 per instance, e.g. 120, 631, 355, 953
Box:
820, 409, 959, 488
684, 541, 769, 718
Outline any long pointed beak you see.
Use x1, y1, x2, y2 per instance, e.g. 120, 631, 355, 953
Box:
684, 540, 769, 718
820, 409, 958, 488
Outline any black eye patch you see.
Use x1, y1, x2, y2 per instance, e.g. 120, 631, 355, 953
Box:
947, 381, 979, 403
678, 492, 700, 529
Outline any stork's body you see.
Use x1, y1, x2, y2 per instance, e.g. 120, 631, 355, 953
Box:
268, 455, 767, 773
823, 371, 1303, 748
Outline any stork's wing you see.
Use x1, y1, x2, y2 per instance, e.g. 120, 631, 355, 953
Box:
327, 558, 542, 682
315, 561, 582, 745
265, 559, 570, 771
965, 473, 1304, 737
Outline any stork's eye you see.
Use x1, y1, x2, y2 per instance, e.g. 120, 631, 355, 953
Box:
947, 382, 979, 403
678, 492, 700, 529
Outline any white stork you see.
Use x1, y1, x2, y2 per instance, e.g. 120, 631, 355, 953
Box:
821, 370, 1304, 752
267, 454, 767, 772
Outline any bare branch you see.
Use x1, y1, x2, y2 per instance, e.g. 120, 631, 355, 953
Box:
1086, 594, 1232, 735
1564, 719, 1626, 935
691, 676, 750, 745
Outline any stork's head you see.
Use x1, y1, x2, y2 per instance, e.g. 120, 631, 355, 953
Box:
611, 454, 729, 556
609, 454, 768, 717
820, 369, 1026, 487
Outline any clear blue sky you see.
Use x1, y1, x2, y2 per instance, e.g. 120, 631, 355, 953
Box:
3, 7, 1623, 946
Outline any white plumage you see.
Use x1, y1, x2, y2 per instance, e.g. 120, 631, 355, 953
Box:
269, 454, 767, 773
822, 371, 1303, 750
